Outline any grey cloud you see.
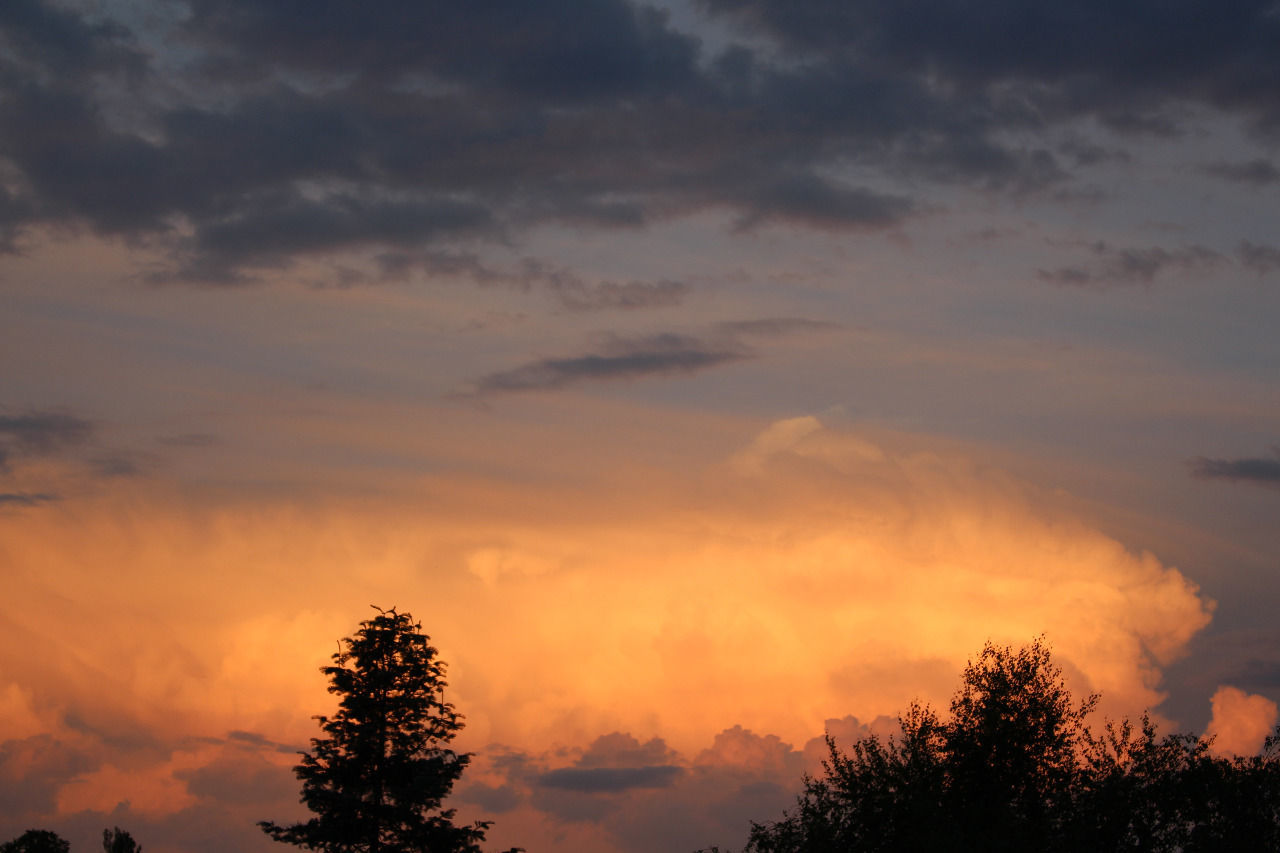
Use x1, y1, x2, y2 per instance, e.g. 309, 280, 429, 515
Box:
465, 315, 837, 395
735, 174, 914, 230
716, 318, 841, 337
0, 492, 59, 507
155, 432, 219, 448
1189, 447, 1280, 489
701, 0, 1280, 131
475, 727, 806, 851
176, 754, 299, 806
158, 192, 494, 284
1038, 242, 1224, 288
225, 730, 299, 754
1239, 241, 1280, 275
455, 781, 523, 813
0, 411, 93, 471
1203, 159, 1280, 185
4, 0, 1280, 281
0, 735, 99, 816
90, 454, 148, 479
538, 765, 682, 793
470, 333, 749, 395
388, 252, 691, 311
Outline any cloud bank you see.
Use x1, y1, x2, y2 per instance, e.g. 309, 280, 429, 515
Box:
0, 416, 1219, 851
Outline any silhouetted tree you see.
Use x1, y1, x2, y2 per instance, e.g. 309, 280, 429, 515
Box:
735, 638, 1280, 853
102, 827, 141, 853
0, 830, 69, 853
260, 606, 510, 853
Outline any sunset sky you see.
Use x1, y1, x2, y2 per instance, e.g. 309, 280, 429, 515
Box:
2, 1, 1280, 851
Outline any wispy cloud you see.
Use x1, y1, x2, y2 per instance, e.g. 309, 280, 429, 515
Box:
1189, 447, 1280, 489
1038, 242, 1224, 288
1238, 241, 1280, 276
0, 411, 93, 471
464, 318, 839, 396
375, 251, 690, 311
1203, 159, 1280, 186
0, 492, 59, 507
469, 334, 749, 395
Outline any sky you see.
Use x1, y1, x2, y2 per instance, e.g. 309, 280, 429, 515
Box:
1, 0, 1279, 850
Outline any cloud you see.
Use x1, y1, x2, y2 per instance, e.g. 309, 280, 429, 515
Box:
0, 492, 60, 507
733, 174, 914, 230
0, 417, 1219, 851
714, 318, 842, 337
380, 252, 691, 311
1239, 241, 1280, 275
0, 411, 93, 470
700, 0, 1280, 132
6, 0, 1278, 280
1204, 686, 1279, 757
1189, 447, 1280, 488
538, 765, 683, 793
1038, 242, 1224, 288
467, 333, 749, 395
1203, 158, 1280, 185
465, 318, 837, 396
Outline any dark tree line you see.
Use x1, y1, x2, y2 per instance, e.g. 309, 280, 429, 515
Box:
728, 639, 1280, 853
0, 828, 139, 853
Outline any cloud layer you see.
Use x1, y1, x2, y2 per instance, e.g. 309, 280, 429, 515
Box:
0, 417, 1219, 851
4, 0, 1280, 284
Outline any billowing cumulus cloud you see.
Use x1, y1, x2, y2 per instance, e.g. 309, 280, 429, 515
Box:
1204, 686, 1279, 757
0, 416, 1221, 850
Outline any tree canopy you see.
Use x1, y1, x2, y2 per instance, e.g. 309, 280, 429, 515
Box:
101, 828, 140, 853
738, 638, 1280, 853
0, 831, 70, 853
261, 607, 512, 853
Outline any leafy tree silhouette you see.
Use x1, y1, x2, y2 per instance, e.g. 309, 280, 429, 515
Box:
0, 830, 69, 853
261, 606, 518, 853
732, 637, 1280, 853
102, 827, 141, 853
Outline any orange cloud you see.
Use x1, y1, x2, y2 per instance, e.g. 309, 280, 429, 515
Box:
1204, 685, 1278, 757
0, 416, 1216, 849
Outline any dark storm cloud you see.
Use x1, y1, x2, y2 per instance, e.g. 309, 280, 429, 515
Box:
1038, 242, 1224, 288
471, 334, 749, 394
4, 0, 1280, 280
701, 0, 1280, 129
1189, 448, 1280, 488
